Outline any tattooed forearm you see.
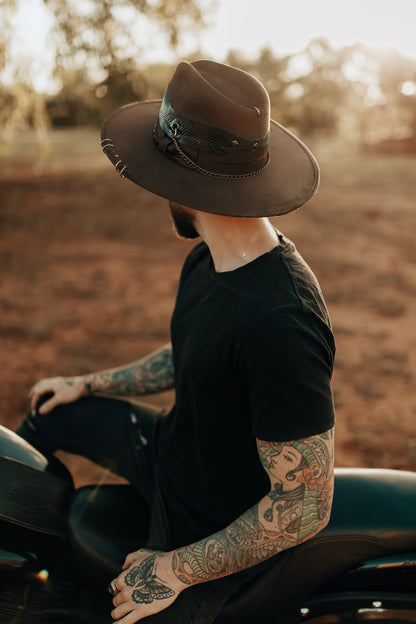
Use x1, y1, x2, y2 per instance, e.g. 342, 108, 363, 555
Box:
83, 344, 174, 397
172, 505, 293, 585
172, 429, 334, 586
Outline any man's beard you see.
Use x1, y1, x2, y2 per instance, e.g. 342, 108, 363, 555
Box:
169, 201, 200, 240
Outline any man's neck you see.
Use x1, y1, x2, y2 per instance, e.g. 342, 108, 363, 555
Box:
194, 213, 279, 273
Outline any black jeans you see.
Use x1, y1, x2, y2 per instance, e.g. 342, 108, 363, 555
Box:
17, 397, 273, 623
18, 396, 159, 505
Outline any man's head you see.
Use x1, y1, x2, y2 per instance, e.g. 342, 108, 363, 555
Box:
101, 60, 319, 218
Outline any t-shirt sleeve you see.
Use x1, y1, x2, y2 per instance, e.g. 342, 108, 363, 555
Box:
238, 310, 336, 441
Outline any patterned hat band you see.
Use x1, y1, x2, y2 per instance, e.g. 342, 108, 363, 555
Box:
152, 91, 270, 180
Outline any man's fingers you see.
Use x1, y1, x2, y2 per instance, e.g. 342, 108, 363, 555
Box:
113, 591, 132, 611
29, 381, 55, 412
122, 552, 140, 569
29, 395, 39, 413
111, 602, 136, 622
30, 393, 46, 413
113, 610, 144, 624
29, 388, 44, 412
112, 591, 125, 607
37, 395, 58, 415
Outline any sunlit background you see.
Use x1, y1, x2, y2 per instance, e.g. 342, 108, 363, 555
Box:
0, 0, 414, 150
1, 0, 415, 153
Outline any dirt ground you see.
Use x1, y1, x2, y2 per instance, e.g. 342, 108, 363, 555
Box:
1, 136, 415, 485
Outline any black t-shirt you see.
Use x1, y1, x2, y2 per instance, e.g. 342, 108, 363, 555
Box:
156, 233, 335, 547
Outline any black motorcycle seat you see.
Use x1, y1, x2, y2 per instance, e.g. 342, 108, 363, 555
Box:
0, 425, 75, 561
68, 468, 416, 621
217, 468, 416, 623
68, 484, 150, 585
0, 454, 73, 558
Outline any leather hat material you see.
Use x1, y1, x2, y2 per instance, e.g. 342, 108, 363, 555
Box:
101, 60, 320, 217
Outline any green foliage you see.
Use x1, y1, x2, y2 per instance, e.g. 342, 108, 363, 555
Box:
0, 0, 211, 132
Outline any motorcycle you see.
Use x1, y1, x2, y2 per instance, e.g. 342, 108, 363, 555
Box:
1, 423, 416, 624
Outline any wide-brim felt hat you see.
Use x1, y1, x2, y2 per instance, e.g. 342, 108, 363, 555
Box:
101, 59, 319, 217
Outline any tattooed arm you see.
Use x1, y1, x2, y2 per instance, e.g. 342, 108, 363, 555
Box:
29, 343, 174, 414
171, 429, 334, 583
110, 428, 334, 623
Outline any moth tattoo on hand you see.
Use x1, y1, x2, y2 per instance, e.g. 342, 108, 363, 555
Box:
124, 554, 175, 605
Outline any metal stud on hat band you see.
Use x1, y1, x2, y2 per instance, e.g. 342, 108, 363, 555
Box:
166, 123, 270, 180
152, 89, 271, 179
158, 90, 269, 156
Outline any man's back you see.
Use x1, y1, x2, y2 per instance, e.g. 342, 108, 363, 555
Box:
157, 233, 335, 548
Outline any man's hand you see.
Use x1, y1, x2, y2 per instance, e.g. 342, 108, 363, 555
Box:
109, 549, 185, 623
29, 376, 87, 414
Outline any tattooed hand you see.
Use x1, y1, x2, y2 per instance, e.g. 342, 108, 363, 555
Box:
110, 549, 186, 623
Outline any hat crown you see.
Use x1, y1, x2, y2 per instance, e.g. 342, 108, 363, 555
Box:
168, 60, 270, 141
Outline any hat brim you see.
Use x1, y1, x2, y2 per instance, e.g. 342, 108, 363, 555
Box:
101, 100, 319, 217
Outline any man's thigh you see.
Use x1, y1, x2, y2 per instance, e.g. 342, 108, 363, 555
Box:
17, 397, 160, 501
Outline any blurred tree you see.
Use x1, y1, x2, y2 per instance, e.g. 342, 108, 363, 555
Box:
375, 47, 416, 144
0, 0, 17, 75
0, 0, 48, 136
339, 44, 416, 146
226, 39, 350, 137
45, 68, 103, 126
0, 0, 215, 131
226, 38, 416, 150
44, 0, 213, 83
294, 38, 350, 136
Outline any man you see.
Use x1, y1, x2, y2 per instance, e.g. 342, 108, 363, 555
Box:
19, 60, 335, 624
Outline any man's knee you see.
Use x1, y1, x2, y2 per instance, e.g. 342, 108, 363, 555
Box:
16, 395, 87, 455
